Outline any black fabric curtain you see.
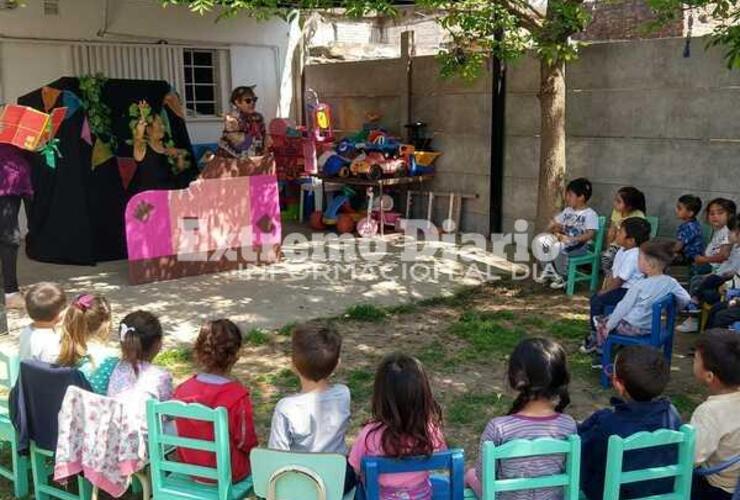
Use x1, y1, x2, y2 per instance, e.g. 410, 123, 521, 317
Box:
18, 77, 196, 265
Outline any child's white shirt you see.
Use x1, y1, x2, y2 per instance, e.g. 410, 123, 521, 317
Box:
268, 384, 351, 455
555, 207, 599, 247
18, 325, 60, 363
611, 247, 643, 288
706, 226, 730, 271
718, 244, 740, 276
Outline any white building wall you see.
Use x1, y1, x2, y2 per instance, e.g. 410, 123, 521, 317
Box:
0, 0, 296, 143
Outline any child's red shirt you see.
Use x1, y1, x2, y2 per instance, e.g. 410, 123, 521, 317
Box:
173, 375, 258, 482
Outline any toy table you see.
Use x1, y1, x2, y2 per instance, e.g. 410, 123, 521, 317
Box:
314, 174, 434, 236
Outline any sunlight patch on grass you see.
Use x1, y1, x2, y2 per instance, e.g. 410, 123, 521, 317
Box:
244, 328, 270, 346
154, 347, 192, 367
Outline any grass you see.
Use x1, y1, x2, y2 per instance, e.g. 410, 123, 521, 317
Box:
244, 328, 270, 346
549, 317, 590, 341
449, 310, 525, 361
343, 304, 388, 322
668, 392, 702, 419
345, 368, 375, 401
277, 322, 296, 336
154, 347, 192, 366
418, 287, 477, 308
447, 392, 512, 426
386, 303, 419, 315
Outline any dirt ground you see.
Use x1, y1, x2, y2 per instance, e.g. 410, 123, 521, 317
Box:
0, 279, 708, 499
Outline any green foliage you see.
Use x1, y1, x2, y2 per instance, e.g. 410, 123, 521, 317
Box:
345, 368, 375, 400
79, 74, 117, 149
344, 304, 388, 322
447, 392, 511, 426
245, 328, 271, 345
277, 322, 297, 336
449, 310, 525, 359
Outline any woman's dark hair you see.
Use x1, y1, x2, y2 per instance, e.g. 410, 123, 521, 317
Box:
617, 186, 647, 214
705, 198, 737, 221
230, 86, 256, 105
367, 353, 443, 458
120, 311, 163, 376
507, 338, 571, 415
194, 319, 243, 374
639, 239, 677, 270
566, 177, 593, 201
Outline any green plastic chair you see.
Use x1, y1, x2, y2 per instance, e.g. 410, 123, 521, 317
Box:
250, 448, 355, 500
146, 399, 254, 499
30, 442, 93, 500
0, 352, 30, 497
566, 216, 607, 296
463, 435, 581, 500
602, 424, 695, 500
646, 215, 659, 238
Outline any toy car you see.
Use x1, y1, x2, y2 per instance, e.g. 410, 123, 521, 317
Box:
349, 152, 408, 180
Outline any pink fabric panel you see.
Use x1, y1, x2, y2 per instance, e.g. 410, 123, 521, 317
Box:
249, 174, 281, 246
125, 190, 172, 261
169, 177, 252, 254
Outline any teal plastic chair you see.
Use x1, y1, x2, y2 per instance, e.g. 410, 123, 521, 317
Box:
566, 216, 607, 296
250, 448, 355, 500
603, 425, 695, 500
0, 352, 30, 497
464, 435, 581, 500
30, 442, 93, 500
646, 215, 659, 238
146, 399, 253, 499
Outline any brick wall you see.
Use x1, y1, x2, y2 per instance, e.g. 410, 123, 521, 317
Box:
578, 0, 684, 41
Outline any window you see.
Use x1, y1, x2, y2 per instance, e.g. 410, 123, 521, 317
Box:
43, 0, 59, 15
183, 49, 220, 117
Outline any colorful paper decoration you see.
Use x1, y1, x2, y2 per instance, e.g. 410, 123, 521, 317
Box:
38, 138, 62, 169
41, 86, 62, 112
91, 138, 114, 169
0, 105, 54, 151
80, 117, 92, 145
163, 92, 185, 120
62, 91, 83, 119
117, 157, 137, 190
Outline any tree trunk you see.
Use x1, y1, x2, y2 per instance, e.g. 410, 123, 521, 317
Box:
535, 59, 567, 231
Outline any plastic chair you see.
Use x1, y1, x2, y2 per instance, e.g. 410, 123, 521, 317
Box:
732, 322, 740, 331
358, 449, 465, 500
600, 294, 677, 387
464, 437, 580, 500
0, 352, 29, 497
646, 215, 659, 238
695, 454, 740, 500
31, 442, 93, 500
250, 448, 355, 500
146, 399, 253, 499
603, 425, 695, 500
566, 216, 607, 296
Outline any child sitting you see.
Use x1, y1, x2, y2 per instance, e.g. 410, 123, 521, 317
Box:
585, 217, 651, 353
537, 177, 600, 290
579, 345, 682, 499
18, 282, 66, 363
107, 311, 172, 429
690, 329, 740, 500
349, 353, 446, 498
55, 294, 118, 394
596, 240, 691, 348
601, 187, 647, 274
268, 324, 354, 492
465, 338, 576, 499
679, 199, 737, 332
173, 319, 258, 483
674, 194, 705, 265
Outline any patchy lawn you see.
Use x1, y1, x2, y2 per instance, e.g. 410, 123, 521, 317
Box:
0, 280, 707, 499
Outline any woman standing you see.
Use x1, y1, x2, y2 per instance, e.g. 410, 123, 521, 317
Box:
128, 101, 194, 195
0, 144, 32, 309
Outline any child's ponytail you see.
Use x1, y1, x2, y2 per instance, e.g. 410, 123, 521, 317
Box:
119, 311, 163, 377
506, 338, 571, 415
57, 294, 111, 367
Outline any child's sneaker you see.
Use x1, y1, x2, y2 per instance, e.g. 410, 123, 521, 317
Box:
676, 317, 699, 333
579, 336, 598, 354
550, 276, 567, 289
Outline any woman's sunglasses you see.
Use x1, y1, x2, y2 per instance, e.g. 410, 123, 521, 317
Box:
241, 97, 258, 104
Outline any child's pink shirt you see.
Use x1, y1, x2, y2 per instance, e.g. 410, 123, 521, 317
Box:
349, 421, 447, 496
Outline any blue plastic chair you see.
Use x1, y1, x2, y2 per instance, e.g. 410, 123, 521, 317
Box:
600, 294, 678, 387
695, 455, 740, 500
732, 322, 740, 331
358, 449, 465, 500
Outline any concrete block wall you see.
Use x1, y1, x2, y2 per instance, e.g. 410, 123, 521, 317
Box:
306, 36, 740, 238
305, 55, 493, 235
505, 36, 740, 236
